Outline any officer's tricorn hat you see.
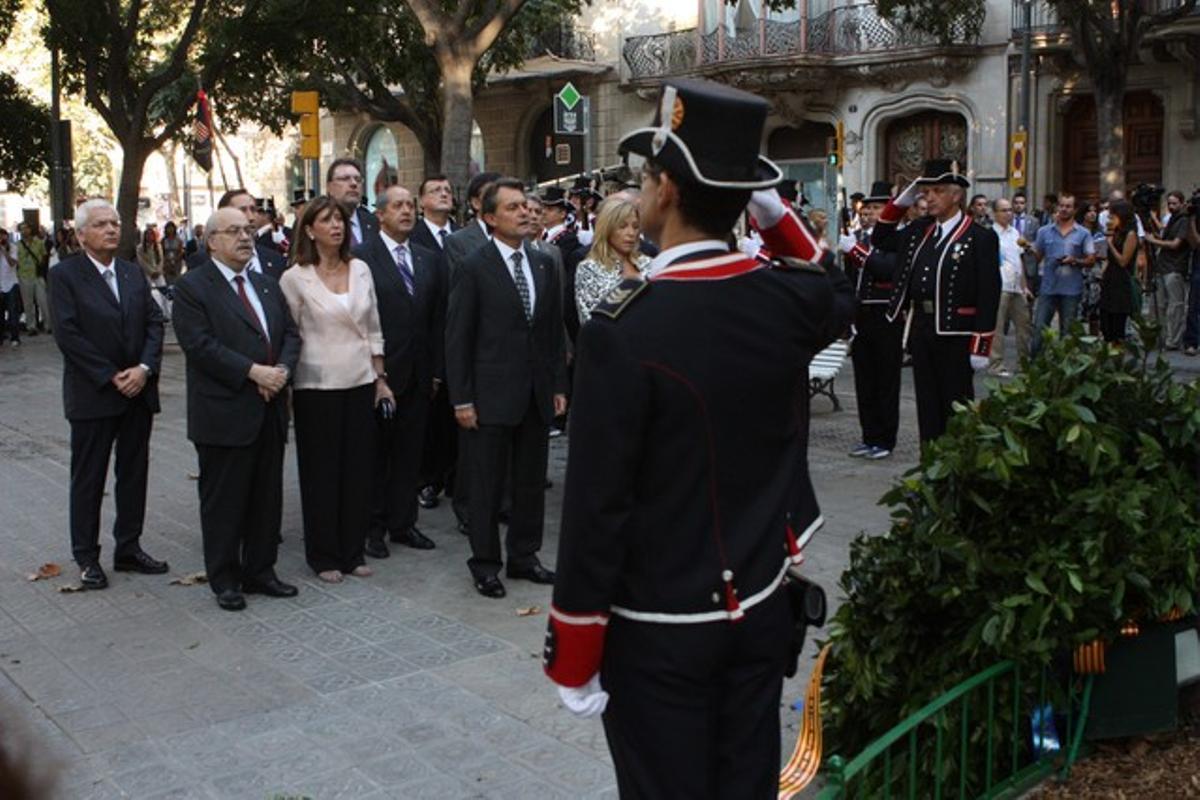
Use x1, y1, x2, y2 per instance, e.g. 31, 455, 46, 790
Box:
618, 78, 782, 191
540, 186, 569, 208
914, 159, 971, 188
862, 181, 894, 205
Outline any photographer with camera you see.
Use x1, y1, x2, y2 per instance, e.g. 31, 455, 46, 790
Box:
1145, 191, 1193, 350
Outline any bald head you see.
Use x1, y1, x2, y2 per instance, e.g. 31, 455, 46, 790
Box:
205, 207, 256, 270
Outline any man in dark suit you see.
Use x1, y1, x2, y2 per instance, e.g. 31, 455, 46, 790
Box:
171, 207, 301, 611
354, 185, 446, 559
214, 190, 288, 280
412, 174, 459, 510
439, 171, 499, 530
49, 199, 168, 590
446, 178, 568, 599
327, 158, 379, 248
410, 175, 458, 254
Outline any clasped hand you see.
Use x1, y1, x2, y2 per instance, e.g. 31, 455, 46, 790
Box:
111, 366, 148, 398
249, 364, 288, 402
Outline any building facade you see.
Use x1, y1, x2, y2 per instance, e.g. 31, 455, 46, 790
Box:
320, 0, 1200, 213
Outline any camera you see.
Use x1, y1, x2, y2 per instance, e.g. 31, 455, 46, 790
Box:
1131, 183, 1165, 213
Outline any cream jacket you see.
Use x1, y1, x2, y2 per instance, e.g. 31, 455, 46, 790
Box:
279, 259, 384, 390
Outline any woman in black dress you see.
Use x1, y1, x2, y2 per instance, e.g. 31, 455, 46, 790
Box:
1099, 200, 1138, 344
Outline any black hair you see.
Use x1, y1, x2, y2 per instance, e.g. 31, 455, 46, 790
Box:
419, 175, 450, 196
217, 189, 252, 209
467, 171, 502, 203
480, 178, 527, 217
643, 160, 751, 240
325, 157, 363, 184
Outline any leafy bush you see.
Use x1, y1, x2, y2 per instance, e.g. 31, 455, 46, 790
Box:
823, 325, 1200, 760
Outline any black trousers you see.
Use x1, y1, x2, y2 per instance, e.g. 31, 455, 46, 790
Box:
69, 403, 153, 567
909, 313, 973, 443
419, 382, 457, 492
371, 382, 430, 540
195, 411, 285, 594
601, 590, 793, 800
1100, 311, 1128, 343
851, 305, 903, 450
466, 398, 547, 579
293, 385, 374, 573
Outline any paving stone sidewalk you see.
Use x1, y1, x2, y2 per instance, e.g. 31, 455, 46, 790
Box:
0, 329, 1046, 799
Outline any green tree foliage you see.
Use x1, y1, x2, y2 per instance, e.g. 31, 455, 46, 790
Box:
0, 0, 50, 193
822, 324, 1200, 771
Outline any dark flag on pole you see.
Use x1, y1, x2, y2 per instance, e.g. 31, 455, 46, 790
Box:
192, 89, 213, 172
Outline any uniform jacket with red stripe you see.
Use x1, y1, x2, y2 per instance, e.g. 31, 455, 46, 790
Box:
872, 202, 1001, 336
844, 228, 898, 307
544, 209, 855, 688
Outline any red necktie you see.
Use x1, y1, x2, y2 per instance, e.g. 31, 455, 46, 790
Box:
234, 274, 273, 364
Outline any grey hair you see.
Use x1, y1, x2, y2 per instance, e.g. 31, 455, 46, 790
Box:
74, 199, 118, 230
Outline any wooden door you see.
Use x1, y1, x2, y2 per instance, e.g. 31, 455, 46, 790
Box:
1061, 90, 1163, 203
883, 111, 968, 187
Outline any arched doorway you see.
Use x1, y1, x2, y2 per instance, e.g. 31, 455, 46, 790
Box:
528, 106, 583, 183
882, 111, 968, 187
767, 122, 837, 214
363, 126, 399, 208
1061, 90, 1163, 203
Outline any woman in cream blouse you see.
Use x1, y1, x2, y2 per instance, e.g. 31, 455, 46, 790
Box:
280, 196, 394, 583
574, 197, 651, 325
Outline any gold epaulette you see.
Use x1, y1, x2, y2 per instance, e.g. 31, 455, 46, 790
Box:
591, 278, 650, 320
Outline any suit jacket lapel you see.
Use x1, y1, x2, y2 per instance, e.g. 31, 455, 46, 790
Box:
489, 243, 526, 317
85, 258, 122, 312
208, 261, 265, 338
247, 270, 279, 343
527, 245, 547, 320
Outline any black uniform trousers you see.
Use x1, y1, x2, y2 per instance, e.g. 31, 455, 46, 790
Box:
466, 393, 547, 579
909, 312, 973, 443
195, 411, 285, 594
371, 382, 430, 540
601, 590, 794, 800
293, 385, 374, 573
68, 404, 153, 567
851, 305, 904, 450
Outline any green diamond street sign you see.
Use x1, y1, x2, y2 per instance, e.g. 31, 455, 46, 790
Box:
558, 82, 581, 111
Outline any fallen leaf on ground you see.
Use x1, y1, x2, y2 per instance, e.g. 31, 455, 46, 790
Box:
185, 642, 200, 650
186, 472, 200, 480
27, 563, 62, 581
56, 584, 85, 593
169, 572, 208, 586
515, 606, 541, 617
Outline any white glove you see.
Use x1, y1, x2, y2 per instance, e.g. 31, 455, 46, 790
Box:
838, 233, 858, 254
557, 673, 609, 719
747, 189, 786, 229
892, 179, 923, 210
970, 355, 989, 371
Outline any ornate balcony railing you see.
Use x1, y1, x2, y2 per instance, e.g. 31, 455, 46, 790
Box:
1011, 0, 1200, 37
526, 24, 597, 62
623, 3, 980, 81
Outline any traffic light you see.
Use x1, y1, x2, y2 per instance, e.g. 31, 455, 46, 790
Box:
827, 121, 844, 168
291, 91, 320, 160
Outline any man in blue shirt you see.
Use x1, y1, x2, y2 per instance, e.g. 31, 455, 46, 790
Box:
1030, 193, 1095, 355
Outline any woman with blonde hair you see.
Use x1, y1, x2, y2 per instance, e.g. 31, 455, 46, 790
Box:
279, 195, 393, 583
574, 197, 651, 324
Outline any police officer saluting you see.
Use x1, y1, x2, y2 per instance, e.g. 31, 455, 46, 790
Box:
840, 180, 903, 459
543, 78, 855, 799
873, 159, 1000, 443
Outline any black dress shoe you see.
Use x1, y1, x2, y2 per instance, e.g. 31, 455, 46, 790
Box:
473, 576, 506, 598
80, 564, 108, 590
390, 527, 435, 550
242, 578, 299, 598
364, 538, 390, 559
113, 550, 169, 574
216, 590, 246, 611
417, 486, 440, 509
507, 562, 555, 584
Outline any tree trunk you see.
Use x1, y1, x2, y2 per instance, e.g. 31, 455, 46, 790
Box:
162, 141, 184, 220
1093, 78, 1126, 200
439, 56, 477, 205
115, 139, 151, 259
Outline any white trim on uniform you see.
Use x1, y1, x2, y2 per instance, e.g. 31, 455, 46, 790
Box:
610, 558, 792, 624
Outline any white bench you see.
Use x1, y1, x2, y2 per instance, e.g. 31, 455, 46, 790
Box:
809, 340, 850, 411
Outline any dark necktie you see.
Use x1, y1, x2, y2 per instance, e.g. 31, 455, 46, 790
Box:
234, 275, 272, 363
510, 251, 532, 322
437, 229, 448, 249
394, 245, 414, 295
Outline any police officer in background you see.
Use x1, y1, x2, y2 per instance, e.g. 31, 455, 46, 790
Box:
840, 181, 903, 459
543, 78, 855, 799
873, 159, 1001, 443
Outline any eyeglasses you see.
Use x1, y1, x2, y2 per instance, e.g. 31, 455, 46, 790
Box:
330, 174, 362, 185
214, 226, 257, 238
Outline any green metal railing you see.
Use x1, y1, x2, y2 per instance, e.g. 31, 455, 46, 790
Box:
816, 661, 1094, 799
